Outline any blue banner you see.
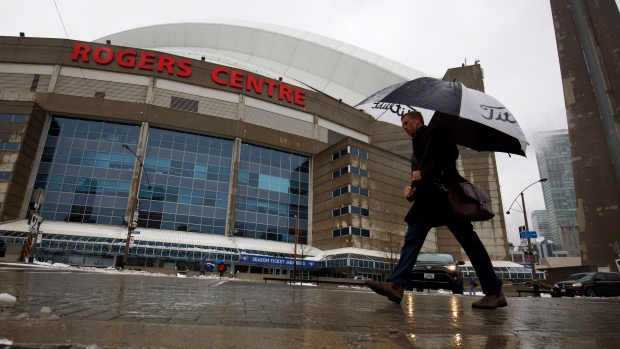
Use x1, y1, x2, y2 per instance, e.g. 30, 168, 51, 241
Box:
240, 254, 317, 269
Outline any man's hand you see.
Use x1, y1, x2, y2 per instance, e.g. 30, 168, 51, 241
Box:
411, 170, 423, 182
404, 186, 417, 198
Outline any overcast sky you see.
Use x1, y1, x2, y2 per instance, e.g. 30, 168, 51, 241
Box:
4, 0, 616, 247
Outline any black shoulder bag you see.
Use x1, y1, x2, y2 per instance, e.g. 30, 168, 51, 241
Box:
434, 179, 495, 221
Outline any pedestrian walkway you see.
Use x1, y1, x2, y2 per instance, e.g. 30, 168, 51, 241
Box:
0, 265, 618, 348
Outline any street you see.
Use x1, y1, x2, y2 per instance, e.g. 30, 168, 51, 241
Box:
0, 263, 618, 348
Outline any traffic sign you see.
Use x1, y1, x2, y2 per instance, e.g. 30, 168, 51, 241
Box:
520, 231, 538, 239
132, 231, 140, 234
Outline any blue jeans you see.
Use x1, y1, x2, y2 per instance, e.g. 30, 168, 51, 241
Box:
388, 206, 501, 296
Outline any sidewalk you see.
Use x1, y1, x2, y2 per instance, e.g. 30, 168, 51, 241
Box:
1, 265, 618, 348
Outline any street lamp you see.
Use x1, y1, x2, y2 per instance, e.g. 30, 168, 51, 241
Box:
506, 178, 548, 283
122, 144, 152, 189
121, 144, 152, 268
293, 214, 299, 284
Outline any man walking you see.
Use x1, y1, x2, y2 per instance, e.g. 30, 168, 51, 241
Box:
198, 259, 207, 276
365, 110, 506, 310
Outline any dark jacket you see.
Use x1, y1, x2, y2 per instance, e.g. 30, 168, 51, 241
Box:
405, 124, 465, 226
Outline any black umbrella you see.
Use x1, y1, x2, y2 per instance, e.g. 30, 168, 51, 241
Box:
356, 77, 528, 157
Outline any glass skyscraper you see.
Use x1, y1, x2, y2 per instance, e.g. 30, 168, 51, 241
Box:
533, 130, 580, 257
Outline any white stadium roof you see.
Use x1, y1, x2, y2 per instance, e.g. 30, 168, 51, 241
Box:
95, 20, 428, 107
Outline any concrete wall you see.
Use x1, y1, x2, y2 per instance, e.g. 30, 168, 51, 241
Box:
0, 101, 46, 221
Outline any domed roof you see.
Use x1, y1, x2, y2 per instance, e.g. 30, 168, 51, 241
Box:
95, 20, 428, 107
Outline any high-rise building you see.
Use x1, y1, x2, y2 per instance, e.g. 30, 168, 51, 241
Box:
550, 0, 620, 270
533, 130, 580, 257
531, 210, 551, 242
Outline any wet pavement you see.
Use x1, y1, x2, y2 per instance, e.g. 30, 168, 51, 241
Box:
0, 263, 618, 348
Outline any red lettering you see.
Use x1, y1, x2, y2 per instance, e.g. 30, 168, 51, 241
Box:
138, 52, 156, 71
278, 84, 293, 103
157, 55, 175, 75
72, 43, 91, 62
265, 80, 278, 97
246, 74, 263, 94
93, 47, 114, 65
294, 89, 306, 106
116, 50, 136, 68
177, 59, 192, 77
212, 67, 229, 85
230, 70, 244, 89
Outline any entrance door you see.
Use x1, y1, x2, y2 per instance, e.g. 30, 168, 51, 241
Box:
263, 267, 281, 275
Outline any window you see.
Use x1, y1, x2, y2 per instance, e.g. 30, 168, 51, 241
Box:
0, 142, 19, 151
332, 226, 371, 238
234, 143, 310, 243
171, 96, 199, 112
332, 185, 369, 198
332, 146, 368, 160
332, 165, 368, 179
0, 172, 11, 180
0, 114, 28, 122
333, 205, 369, 217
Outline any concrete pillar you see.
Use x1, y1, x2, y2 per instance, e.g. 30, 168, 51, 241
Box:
125, 122, 150, 224
225, 137, 242, 236
20, 112, 52, 218
46, 65, 61, 93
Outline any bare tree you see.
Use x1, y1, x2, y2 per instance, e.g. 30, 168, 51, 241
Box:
377, 232, 403, 271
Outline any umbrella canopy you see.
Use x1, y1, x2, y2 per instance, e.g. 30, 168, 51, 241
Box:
356, 77, 528, 156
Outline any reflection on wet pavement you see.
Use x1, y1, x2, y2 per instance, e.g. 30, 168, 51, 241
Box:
0, 266, 619, 348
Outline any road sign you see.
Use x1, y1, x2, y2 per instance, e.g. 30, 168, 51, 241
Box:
132, 231, 140, 234
520, 231, 538, 239
29, 214, 42, 234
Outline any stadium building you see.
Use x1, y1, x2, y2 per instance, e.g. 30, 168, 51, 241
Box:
0, 21, 526, 280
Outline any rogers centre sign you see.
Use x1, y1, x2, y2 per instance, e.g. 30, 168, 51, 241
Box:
72, 43, 192, 77
212, 67, 306, 107
71, 43, 306, 107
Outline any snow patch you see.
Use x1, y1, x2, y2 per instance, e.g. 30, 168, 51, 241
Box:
0, 293, 17, 307
40, 306, 52, 313
0, 339, 13, 345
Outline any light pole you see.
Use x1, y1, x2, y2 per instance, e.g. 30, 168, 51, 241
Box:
121, 144, 152, 268
293, 214, 298, 284
506, 178, 548, 282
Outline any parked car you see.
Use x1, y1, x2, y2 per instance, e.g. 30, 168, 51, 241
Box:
0, 238, 7, 258
353, 275, 369, 280
406, 253, 465, 294
552, 272, 620, 297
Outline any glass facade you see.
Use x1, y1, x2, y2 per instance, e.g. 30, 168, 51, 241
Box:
35, 117, 140, 225
139, 128, 233, 234
234, 143, 310, 243
33, 117, 311, 245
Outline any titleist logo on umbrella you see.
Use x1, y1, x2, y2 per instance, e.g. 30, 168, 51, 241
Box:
370, 102, 417, 117
480, 105, 517, 123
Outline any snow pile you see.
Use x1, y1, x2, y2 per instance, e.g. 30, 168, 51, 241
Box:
0, 293, 17, 307
40, 306, 52, 313
0, 339, 13, 345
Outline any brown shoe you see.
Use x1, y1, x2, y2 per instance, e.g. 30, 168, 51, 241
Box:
472, 292, 508, 309
365, 280, 405, 304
